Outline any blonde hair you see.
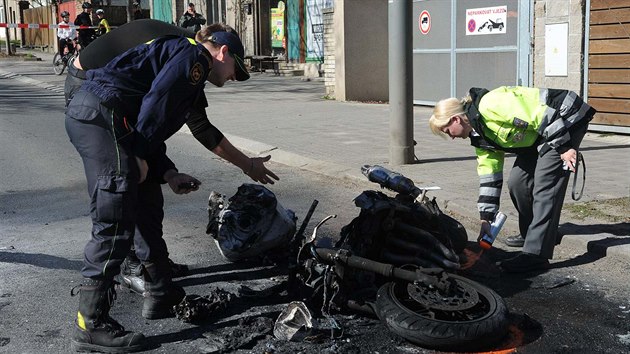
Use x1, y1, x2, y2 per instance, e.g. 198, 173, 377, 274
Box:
428, 95, 471, 138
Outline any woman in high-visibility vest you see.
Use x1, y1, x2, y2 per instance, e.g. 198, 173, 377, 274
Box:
95, 9, 110, 36
429, 86, 595, 273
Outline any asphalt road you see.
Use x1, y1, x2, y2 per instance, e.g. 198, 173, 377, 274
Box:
1, 63, 630, 353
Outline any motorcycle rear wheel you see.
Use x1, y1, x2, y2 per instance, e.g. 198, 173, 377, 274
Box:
375, 275, 508, 350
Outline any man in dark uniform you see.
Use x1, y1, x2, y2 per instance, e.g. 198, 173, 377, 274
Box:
65, 28, 277, 352
66, 19, 199, 293
65, 20, 276, 296
74, 2, 96, 48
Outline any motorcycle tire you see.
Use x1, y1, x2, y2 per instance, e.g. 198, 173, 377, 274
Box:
375, 275, 508, 351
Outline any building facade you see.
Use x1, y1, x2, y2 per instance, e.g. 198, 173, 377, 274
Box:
316, 0, 629, 133
2, 0, 628, 133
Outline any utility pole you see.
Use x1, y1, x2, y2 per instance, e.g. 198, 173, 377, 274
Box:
388, 0, 413, 165
2, 0, 12, 55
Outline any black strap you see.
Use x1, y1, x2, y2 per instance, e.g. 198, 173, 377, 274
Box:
67, 59, 87, 79
571, 152, 585, 201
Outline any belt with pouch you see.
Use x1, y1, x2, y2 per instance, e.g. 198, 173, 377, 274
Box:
101, 97, 135, 141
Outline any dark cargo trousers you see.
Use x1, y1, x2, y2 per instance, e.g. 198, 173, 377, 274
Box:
65, 90, 169, 279
507, 123, 589, 259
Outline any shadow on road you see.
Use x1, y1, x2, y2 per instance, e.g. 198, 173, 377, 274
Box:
546, 222, 630, 269
0, 251, 82, 270
559, 222, 630, 237
177, 264, 286, 287
551, 236, 630, 270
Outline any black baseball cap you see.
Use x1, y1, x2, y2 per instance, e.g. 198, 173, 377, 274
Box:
208, 31, 250, 81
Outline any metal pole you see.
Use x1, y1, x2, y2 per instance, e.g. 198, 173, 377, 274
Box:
388, 0, 413, 165
2, 0, 11, 55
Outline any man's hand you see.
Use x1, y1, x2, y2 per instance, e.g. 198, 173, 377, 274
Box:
136, 157, 148, 183
560, 148, 578, 173
164, 170, 201, 194
244, 155, 280, 185
478, 220, 492, 242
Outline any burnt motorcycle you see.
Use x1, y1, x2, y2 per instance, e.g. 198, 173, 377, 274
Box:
291, 165, 509, 351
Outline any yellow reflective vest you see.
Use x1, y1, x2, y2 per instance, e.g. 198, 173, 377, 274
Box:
464, 86, 595, 221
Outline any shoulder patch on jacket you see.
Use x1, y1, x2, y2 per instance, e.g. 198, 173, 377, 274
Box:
190, 62, 204, 85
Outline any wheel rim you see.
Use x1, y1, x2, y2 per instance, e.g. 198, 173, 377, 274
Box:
407, 278, 479, 311
389, 276, 499, 323
53, 54, 65, 74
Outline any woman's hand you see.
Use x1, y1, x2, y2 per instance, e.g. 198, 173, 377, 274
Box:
244, 155, 280, 185
560, 148, 578, 173
478, 220, 492, 242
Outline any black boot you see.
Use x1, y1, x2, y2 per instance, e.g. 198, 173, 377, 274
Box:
70, 278, 146, 353
127, 247, 189, 278
142, 260, 186, 319
117, 256, 145, 295
118, 250, 189, 295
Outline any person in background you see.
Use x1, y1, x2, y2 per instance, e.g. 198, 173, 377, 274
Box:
133, 2, 144, 20
74, 2, 96, 48
429, 86, 595, 273
57, 11, 76, 60
178, 2, 206, 32
95, 9, 110, 36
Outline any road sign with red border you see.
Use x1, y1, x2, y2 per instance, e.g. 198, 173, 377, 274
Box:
419, 10, 431, 35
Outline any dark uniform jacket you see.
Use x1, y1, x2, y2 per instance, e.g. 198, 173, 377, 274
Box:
74, 12, 95, 45
81, 36, 212, 179
65, 20, 224, 184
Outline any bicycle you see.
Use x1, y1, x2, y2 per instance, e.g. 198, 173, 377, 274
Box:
53, 34, 97, 75
52, 44, 76, 75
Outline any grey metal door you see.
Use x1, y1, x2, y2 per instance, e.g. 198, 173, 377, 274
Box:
412, 0, 531, 104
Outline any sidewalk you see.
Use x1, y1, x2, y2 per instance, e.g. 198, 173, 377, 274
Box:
2, 48, 629, 264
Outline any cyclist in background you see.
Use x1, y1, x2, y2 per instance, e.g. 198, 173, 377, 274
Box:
57, 11, 76, 61
96, 9, 110, 36
74, 2, 96, 48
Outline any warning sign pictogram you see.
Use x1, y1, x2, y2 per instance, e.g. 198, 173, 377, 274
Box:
419, 10, 431, 35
